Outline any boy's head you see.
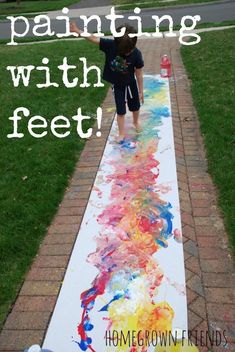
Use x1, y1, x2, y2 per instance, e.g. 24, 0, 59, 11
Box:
114, 24, 137, 56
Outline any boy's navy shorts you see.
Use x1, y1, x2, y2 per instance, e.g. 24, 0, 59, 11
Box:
112, 79, 140, 116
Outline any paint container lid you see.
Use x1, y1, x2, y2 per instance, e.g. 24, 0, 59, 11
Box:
155, 328, 185, 350
27, 345, 41, 352
24, 346, 54, 352
172, 328, 187, 341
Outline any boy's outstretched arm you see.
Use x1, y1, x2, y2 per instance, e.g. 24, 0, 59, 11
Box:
136, 68, 144, 105
70, 21, 100, 45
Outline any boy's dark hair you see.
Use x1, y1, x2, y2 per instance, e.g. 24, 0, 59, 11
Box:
114, 24, 137, 56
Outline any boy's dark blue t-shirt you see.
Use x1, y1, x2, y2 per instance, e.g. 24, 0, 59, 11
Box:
99, 38, 144, 86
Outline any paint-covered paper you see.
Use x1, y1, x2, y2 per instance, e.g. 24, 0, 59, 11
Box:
43, 75, 187, 352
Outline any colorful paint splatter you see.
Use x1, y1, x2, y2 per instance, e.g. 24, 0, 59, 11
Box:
43, 75, 187, 352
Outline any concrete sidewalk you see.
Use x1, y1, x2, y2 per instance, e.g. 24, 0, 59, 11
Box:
47, 0, 112, 19
69, 0, 112, 9
0, 37, 234, 352
47, 6, 112, 19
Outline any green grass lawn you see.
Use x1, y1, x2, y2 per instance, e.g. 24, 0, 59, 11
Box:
0, 40, 108, 328
0, 0, 79, 16
113, 0, 218, 11
0, 12, 42, 20
181, 28, 235, 253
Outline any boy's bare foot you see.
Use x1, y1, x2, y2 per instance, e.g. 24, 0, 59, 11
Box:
116, 135, 125, 143
133, 123, 142, 134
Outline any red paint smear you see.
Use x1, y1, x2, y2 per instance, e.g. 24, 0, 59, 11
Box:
77, 272, 111, 350
139, 216, 162, 234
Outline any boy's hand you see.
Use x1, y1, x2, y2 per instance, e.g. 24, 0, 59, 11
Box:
139, 92, 144, 105
70, 21, 81, 36
69, 21, 100, 44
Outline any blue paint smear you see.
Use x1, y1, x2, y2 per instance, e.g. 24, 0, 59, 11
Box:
142, 128, 160, 139
157, 203, 174, 239
84, 321, 94, 332
74, 340, 87, 351
144, 78, 165, 92
151, 107, 170, 119
101, 244, 116, 261
156, 238, 168, 248
74, 336, 93, 352
107, 263, 117, 272
119, 139, 138, 150
99, 292, 124, 312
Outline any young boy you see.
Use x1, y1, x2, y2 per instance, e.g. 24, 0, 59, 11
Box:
70, 22, 144, 142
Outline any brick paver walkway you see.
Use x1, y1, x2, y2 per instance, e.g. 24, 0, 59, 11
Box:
0, 38, 234, 352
